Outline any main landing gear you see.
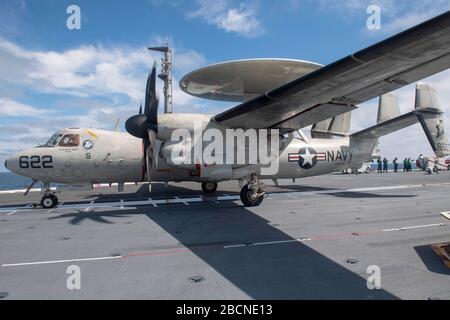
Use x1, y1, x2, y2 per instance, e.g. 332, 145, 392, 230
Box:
201, 182, 218, 194
240, 173, 265, 207
40, 182, 59, 209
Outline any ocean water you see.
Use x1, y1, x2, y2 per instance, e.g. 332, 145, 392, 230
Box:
0, 172, 41, 191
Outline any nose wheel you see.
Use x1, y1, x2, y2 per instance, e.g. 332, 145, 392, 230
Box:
201, 182, 218, 194
39, 181, 58, 209
41, 193, 58, 209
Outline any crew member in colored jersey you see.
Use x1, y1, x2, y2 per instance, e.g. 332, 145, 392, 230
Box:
393, 157, 398, 172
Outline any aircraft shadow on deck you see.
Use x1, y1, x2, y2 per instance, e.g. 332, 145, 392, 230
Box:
81, 183, 418, 203
273, 185, 418, 199
48, 185, 399, 299
0, 183, 419, 209
139, 202, 399, 299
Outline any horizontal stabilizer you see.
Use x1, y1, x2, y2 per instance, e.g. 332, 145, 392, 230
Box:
351, 111, 419, 139
352, 83, 449, 158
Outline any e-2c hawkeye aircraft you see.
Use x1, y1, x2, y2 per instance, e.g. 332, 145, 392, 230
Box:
5, 11, 450, 208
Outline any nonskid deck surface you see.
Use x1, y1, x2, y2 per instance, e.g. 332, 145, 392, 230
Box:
0, 172, 449, 299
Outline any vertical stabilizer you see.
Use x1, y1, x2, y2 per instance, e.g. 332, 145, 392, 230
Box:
377, 93, 400, 124
311, 118, 332, 138
329, 112, 352, 134
311, 112, 351, 138
415, 83, 449, 157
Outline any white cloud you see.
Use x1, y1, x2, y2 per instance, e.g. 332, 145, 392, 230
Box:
382, 8, 450, 33
316, 0, 450, 33
189, 0, 265, 38
0, 98, 45, 117
0, 38, 212, 171
0, 38, 207, 106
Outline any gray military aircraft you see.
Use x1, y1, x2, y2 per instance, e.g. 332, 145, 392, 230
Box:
4, 11, 450, 208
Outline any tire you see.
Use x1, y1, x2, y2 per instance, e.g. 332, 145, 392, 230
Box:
240, 185, 264, 207
201, 182, 218, 194
41, 194, 58, 209
365, 167, 372, 174
447, 165, 450, 171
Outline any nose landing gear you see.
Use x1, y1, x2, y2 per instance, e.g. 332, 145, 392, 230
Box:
40, 182, 59, 209
240, 173, 265, 207
41, 193, 58, 209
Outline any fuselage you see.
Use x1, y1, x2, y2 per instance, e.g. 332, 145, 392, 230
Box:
5, 113, 376, 184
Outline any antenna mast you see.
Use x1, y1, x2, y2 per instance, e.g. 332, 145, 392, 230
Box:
148, 43, 173, 114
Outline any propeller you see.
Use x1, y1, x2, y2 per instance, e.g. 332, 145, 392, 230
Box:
125, 64, 159, 192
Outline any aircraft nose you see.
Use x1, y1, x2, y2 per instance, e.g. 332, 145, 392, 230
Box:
4, 153, 19, 174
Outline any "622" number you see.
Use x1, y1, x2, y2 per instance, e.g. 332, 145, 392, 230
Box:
19, 155, 53, 169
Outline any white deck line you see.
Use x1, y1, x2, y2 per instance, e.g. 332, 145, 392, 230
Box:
1, 182, 450, 213
382, 223, 446, 232
2, 255, 122, 267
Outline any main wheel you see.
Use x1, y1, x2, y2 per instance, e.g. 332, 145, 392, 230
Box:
41, 194, 58, 209
201, 182, 218, 194
240, 185, 264, 207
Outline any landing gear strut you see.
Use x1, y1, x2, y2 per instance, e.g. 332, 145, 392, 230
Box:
201, 182, 218, 194
240, 174, 265, 207
40, 182, 58, 209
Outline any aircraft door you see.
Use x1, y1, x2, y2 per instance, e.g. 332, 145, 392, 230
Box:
50, 133, 92, 181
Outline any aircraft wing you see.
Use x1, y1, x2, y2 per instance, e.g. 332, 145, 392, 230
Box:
213, 11, 450, 132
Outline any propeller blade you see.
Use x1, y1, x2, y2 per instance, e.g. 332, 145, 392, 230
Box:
126, 63, 159, 138
146, 129, 157, 192
144, 64, 157, 120
125, 63, 160, 193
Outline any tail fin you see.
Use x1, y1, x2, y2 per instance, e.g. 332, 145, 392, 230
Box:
323, 93, 400, 139
377, 93, 400, 124
311, 112, 351, 138
415, 83, 450, 157
113, 119, 121, 132
352, 93, 417, 139
311, 118, 332, 138
329, 112, 352, 135
351, 84, 449, 158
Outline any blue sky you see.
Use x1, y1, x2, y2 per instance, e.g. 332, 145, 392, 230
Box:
0, 0, 450, 171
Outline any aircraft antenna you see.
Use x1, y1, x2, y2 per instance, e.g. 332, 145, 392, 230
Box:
148, 42, 173, 114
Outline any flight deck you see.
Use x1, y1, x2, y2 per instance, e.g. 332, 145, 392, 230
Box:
0, 172, 449, 300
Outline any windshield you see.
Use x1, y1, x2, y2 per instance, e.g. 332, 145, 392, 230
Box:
45, 133, 63, 146
59, 134, 80, 147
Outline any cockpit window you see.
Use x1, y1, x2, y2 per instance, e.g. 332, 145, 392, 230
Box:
46, 134, 63, 146
58, 134, 80, 147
